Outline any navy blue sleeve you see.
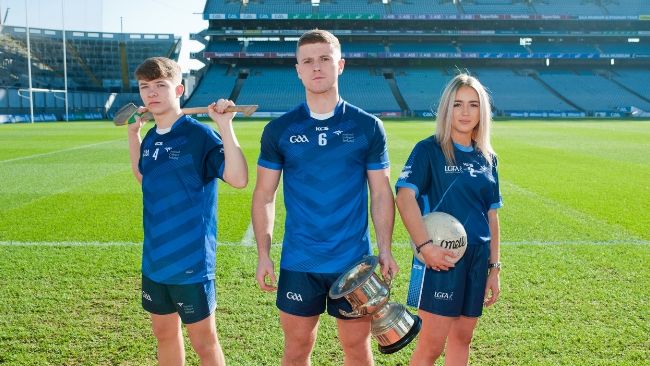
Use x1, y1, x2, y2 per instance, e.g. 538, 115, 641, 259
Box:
138, 129, 153, 175
257, 121, 283, 170
203, 127, 226, 181
395, 141, 431, 198
366, 117, 390, 170
489, 156, 503, 209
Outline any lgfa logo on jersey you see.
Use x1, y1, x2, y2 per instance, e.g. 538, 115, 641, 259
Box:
289, 135, 309, 143
444, 165, 462, 174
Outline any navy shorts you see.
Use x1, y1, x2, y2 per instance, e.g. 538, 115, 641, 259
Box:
418, 244, 490, 318
141, 275, 216, 324
276, 269, 356, 319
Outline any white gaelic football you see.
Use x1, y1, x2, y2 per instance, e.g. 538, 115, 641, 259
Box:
411, 212, 468, 264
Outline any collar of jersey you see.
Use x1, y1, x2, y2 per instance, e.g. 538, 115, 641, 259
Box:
453, 141, 474, 152
163, 114, 189, 133
302, 98, 345, 122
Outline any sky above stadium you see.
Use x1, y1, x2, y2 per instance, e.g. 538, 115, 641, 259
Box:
0, 0, 207, 72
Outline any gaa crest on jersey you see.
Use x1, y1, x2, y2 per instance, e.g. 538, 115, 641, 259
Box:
289, 135, 310, 143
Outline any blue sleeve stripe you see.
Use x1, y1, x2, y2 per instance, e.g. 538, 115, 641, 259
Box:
395, 182, 420, 198
257, 158, 282, 170
367, 161, 390, 170
490, 201, 503, 209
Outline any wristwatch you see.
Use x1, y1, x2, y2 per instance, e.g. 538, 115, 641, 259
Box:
488, 262, 501, 270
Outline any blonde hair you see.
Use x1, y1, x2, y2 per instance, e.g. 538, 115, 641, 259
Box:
435, 73, 495, 165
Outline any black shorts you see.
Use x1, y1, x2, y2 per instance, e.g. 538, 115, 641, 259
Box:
276, 269, 356, 319
417, 245, 490, 318
141, 275, 216, 324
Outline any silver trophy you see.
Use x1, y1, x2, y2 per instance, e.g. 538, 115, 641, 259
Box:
329, 256, 422, 354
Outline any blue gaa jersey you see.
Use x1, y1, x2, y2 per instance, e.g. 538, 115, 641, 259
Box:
396, 136, 502, 247
258, 100, 390, 273
138, 115, 225, 285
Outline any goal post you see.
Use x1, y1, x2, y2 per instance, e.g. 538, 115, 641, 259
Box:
17, 88, 69, 122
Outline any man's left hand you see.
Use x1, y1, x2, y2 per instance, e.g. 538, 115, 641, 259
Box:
378, 250, 399, 284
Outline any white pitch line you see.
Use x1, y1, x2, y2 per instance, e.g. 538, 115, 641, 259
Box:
240, 222, 255, 247
0, 241, 140, 246
0, 139, 121, 164
1, 240, 649, 247
502, 180, 643, 241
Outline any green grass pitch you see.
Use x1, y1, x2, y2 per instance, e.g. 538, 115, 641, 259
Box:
0, 120, 648, 365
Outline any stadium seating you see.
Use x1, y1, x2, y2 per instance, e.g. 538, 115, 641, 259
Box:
3, 0, 649, 120
611, 69, 650, 98
538, 70, 650, 112
235, 66, 304, 112
0, 26, 178, 92
471, 68, 578, 112
338, 67, 401, 112
184, 64, 239, 107
204, 0, 243, 14
390, 0, 458, 15
0, 25, 180, 119
461, 2, 530, 15
393, 67, 451, 112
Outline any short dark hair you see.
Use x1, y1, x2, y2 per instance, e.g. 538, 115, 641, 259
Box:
297, 29, 341, 54
134, 57, 181, 83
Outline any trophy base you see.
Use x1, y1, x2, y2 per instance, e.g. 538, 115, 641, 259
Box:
377, 315, 422, 354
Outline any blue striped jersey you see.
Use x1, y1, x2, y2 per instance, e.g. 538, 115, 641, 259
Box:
138, 115, 225, 284
258, 100, 390, 273
395, 136, 502, 247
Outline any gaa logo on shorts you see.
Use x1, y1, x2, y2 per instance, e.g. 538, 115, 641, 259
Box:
289, 135, 309, 143
286, 291, 303, 302
142, 291, 152, 302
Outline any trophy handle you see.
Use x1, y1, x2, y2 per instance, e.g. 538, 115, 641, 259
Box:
382, 270, 393, 290
339, 308, 366, 318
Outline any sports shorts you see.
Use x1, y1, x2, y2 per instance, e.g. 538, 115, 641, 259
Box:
276, 269, 356, 319
418, 244, 490, 318
141, 274, 216, 324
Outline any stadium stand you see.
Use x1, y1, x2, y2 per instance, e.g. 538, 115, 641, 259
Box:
0, 25, 180, 121
188, 0, 650, 118
236, 66, 304, 112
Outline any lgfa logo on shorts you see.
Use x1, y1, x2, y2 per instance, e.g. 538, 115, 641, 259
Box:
286, 292, 303, 301
434, 291, 453, 301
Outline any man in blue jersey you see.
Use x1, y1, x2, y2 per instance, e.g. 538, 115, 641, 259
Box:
252, 30, 399, 366
127, 57, 247, 366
